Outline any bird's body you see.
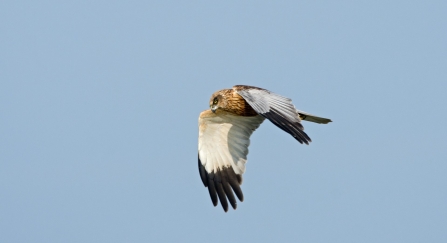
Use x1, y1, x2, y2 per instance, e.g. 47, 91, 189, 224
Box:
208, 88, 258, 116
198, 85, 331, 212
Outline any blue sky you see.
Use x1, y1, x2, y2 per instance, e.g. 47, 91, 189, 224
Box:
1, 1, 446, 242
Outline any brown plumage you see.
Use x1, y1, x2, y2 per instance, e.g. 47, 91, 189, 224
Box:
209, 89, 258, 116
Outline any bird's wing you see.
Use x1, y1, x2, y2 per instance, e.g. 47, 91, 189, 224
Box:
198, 109, 264, 212
234, 85, 312, 144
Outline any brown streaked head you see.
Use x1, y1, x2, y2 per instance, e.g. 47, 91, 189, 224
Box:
209, 90, 229, 113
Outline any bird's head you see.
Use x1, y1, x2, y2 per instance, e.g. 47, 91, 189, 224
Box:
209, 92, 225, 113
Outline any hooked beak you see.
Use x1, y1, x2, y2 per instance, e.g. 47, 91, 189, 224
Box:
210, 105, 217, 113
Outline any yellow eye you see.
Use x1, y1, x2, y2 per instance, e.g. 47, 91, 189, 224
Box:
213, 98, 218, 104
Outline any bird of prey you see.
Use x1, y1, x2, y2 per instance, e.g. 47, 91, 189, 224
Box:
198, 85, 331, 212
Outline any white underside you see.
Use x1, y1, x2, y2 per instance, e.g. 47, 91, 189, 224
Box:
198, 110, 264, 176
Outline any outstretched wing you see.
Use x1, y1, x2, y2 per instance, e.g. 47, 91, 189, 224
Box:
198, 109, 264, 212
234, 85, 312, 144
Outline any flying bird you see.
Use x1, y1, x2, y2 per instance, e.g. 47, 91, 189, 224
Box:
198, 85, 331, 212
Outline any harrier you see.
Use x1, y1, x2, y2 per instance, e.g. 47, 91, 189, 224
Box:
198, 85, 331, 212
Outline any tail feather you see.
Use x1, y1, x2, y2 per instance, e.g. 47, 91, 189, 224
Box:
297, 110, 332, 124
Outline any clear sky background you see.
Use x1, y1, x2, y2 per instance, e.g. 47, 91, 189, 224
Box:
1, 1, 446, 242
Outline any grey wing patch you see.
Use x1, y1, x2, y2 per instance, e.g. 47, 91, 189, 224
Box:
234, 85, 311, 144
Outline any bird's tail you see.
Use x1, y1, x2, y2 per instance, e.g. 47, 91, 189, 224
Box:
297, 110, 332, 124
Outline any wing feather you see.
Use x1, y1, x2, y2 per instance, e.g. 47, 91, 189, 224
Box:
234, 85, 312, 144
198, 109, 264, 212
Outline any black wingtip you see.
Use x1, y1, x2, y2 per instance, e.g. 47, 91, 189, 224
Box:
198, 155, 208, 187
198, 162, 244, 211
206, 172, 218, 206
262, 108, 312, 145
221, 168, 238, 210
212, 170, 229, 212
